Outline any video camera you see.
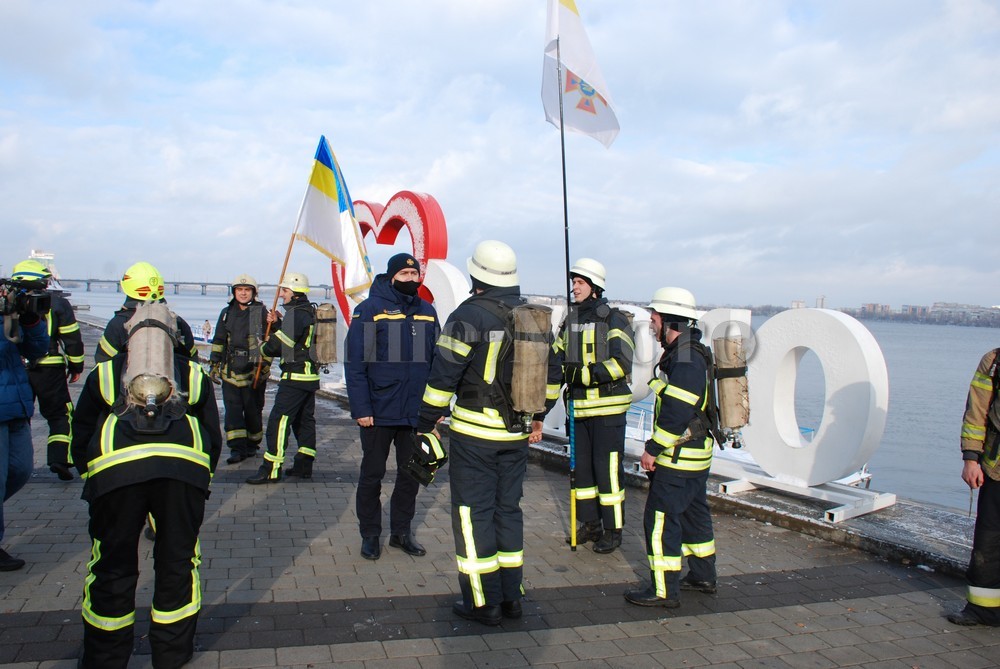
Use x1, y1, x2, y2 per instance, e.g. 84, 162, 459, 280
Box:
0, 278, 51, 318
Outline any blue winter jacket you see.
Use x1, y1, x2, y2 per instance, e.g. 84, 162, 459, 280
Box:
0, 316, 50, 422
345, 274, 439, 427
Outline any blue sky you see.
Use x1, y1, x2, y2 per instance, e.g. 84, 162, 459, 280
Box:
1, 0, 998, 308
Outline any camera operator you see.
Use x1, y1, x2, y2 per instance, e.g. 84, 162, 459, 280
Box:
0, 276, 50, 571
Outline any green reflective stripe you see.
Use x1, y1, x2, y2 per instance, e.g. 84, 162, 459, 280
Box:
99, 415, 118, 458
546, 383, 561, 400
664, 384, 699, 406
298, 446, 317, 458
484, 337, 502, 384
452, 405, 507, 428
450, 418, 526, 442
58, 322, 80, 335
282, 371, 320, 382
83, 538, 136, 631
37, 354, 68, 365
263, 415, 290, 468
211, 343, 224, 353
682, 539, 716, 558
968, 585, 1000, 608
581, 325, 596, 365
649, 554, 683, 570
422, 385, 454, 408
249, 430, 263, 442
608, 328, 634, 350
67, 354, 85, 364
552, 334, 566, 353
151, 539, 202, 625
498, 550, 523, 568
274, 330, 295, 347
963, 424, 986, 440
651, 425, 681, 449
601, 358, 625, 381
606, 451, 624, 527
971, 372, 993, 391
437, 335, 471, 357
187, 415, 203, 453
575, 485, 598, 500
48, 434, 71, 446
304, 324, 314, 348
572, 393, 631, 411
88, 441, 210, 478
98, 336, 118, 358
648, 378, 666, 394
97, 361, 116, 405
187, 363, 203, 405
413, 314, 435, 322
457, 505, 495, 607
226, 429, 248, 441
654, 437, 714, 472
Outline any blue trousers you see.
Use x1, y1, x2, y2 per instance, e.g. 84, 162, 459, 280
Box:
0, 418, 34, 543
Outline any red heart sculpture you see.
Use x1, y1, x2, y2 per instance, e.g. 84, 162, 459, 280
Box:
330, 191, 448, 322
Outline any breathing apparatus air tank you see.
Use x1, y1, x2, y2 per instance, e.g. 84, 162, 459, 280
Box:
122, 303, 185, 431
712, 322, 750, 447
313, 302, 337, 367
510, 304, 553, 433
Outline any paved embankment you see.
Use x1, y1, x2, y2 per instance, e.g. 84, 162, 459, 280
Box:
0, 322, 996, 668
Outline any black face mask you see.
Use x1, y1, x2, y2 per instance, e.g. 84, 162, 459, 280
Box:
393, 280, 420, 296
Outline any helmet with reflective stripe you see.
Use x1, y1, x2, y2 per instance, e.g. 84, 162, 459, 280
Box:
569, 257, 606, 290
232, 273, 258, 291
467, 240, 518, 288
11, 259, 51, 285
279, 272, 310, 293
648, 286, 698, 321
121, 261, 165, 301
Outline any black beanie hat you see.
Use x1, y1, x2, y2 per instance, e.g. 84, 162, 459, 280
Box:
386, 253, 420, 278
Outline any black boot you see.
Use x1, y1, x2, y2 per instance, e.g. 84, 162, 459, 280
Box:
246, 464, 281, 485
49, 463, 74, 481
285, 456, 313, 479
565, 520, 603, 544
593, 529, 622, 554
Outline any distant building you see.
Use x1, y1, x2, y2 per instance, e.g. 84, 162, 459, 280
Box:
901, 305, 929, 317
815, 295, 826, 309
791, 300, 806, 309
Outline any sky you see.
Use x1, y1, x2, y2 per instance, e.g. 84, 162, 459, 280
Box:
1, 0, 998, 309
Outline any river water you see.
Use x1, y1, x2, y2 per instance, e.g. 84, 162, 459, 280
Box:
65, 286, 994, 514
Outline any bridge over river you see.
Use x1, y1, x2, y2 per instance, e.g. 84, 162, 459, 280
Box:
60, 278, 338, 299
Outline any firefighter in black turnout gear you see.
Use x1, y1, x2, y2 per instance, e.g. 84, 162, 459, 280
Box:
96, 261, 199, 363
11, 259, 85, 481
417, 240, 558, 626
210, 274, 271, 464
71, 303, 222, 669
247, 272, 319, 484
625, 287, 717, 608
556, 258, 634, 553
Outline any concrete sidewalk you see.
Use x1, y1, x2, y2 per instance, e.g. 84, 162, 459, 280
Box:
1, 325, 997, 668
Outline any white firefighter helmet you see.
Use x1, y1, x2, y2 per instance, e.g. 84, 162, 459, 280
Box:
279, 272, 310, 293
232, 273, 258, 292
569, 257, 606, 291
467, 240, 518, 288
648, 287, 699, 321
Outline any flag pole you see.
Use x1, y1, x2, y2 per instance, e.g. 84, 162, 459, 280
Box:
252, 186, 310, 389
555, 36, 578, 551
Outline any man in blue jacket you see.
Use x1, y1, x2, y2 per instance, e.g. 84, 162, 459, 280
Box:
0, 281, 50, 571
346, 253, 440, 560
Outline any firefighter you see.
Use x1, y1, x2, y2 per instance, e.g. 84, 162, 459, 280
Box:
71, 303, 222, 669
209, 274, 271, 464
417, 240, 558, 626
346, 253, 440, 560
247, 272, 319, 484
96, 261, 199, 363
556, 258, 634, 553
624, 287, 717, 608
11, 259, 85, 481
949, 349, 1000, 626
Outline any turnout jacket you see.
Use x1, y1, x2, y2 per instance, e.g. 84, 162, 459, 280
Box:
0, 316, 49, 422
553, 297, 634, 418
70, 354, 223, 502
31, 293, 84, 374
96, 298, 198, 363
209, 298, 272, 386
345, 274, 439, 426
418, 286, 558, 447
961, 349, 1000, 482
263, 293, 318, 388
645, 328, 714, 477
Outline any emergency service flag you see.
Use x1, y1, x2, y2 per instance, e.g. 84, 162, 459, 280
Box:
294, 136, 372, 304
541, 0, 619, 148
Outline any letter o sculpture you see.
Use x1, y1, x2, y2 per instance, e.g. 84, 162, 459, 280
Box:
740, 308, 889, 487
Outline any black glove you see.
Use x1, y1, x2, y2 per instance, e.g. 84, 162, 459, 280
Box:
208, 363, 222, 385
403, 432, 448, 486
564, 361, 591, 387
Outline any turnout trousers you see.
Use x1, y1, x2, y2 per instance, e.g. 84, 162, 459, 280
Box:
356, 425, 420, 538
449, 436, 527, 609
260, 382, 316, 479
221, 381, 266, 458
81, 479, 205, 669
571, 413, 626, 530
643, 469, 716, 599
965, 475, 1000, 624
27, 365, 73, 466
